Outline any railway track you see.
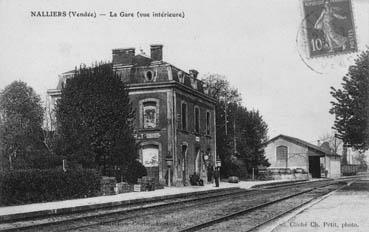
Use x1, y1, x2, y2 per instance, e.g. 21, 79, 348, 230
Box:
179, 180, 355, 232
256, 175, 362, 190
0, 177, 360, 232
0, 188, 255, 232
63, 179, 355, 231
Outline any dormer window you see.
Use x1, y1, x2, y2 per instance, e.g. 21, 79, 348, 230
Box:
191, 78, 198, 89
203, 83, 209, 95
178, 71, 184, 83
145, 70, 154, 82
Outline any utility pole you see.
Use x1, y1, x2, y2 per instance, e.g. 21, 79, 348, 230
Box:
342, 143, 348, 165
224, 103, 228, 136
233, 116, 236, 155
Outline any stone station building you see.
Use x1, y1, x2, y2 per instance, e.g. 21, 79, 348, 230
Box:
47, 45, 217, 187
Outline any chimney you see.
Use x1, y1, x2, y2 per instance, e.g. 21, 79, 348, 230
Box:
189, 69, 199, 79
150, 44, 163, 61
112, 48, 135, 66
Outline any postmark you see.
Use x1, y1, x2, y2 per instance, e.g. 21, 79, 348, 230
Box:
302, 0, 357, 58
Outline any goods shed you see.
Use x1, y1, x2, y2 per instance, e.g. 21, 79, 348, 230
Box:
264, 134, 341, 179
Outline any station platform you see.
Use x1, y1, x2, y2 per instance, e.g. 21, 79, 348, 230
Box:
0, 178, 310, 222
261, 176, 369, 232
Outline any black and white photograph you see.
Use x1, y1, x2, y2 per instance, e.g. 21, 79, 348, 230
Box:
0, 0, 368, 231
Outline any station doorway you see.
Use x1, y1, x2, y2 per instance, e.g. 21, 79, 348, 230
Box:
181, 144, 188, 186
308, 156, 321, 178
141, 144, 160, 183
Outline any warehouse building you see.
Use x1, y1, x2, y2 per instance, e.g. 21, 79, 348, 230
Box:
264, 134, 341, 179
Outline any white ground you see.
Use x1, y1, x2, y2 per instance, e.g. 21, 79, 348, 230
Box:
260, 177, 369, 232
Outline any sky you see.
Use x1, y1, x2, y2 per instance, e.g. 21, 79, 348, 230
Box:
0, 0, 368, 144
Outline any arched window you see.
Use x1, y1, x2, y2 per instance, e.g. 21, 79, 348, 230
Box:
276, 146, 288, 162
181, 102, 187, 131
194, 106, 200, 133
206, 111, 211, 135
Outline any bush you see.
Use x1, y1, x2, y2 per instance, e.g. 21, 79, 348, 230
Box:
256, 171, 273, 181
123, 160, 147, 184
227, 163, 241, 177
30, 154, 66, 169
0, 168, 101, 206
222, 160, 240, 177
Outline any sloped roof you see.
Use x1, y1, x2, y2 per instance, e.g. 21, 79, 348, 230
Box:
133, 54, 160, 66
49, 50, 212, 100
266, 134, 341, 157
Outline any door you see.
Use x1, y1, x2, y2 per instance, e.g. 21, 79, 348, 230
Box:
308, 156, 321, 178
182, 145, 188, 185
195, 147, 201, 174
142, 145, 159, 183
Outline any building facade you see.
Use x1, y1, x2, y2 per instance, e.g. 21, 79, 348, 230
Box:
264, 134, 341, 178
47, 45, 217, 186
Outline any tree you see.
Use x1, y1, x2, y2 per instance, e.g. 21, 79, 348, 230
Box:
319, 131, 346, 163
237, 108, 269, 171
319, 132, 343, 154
56, 64, 138, 176
203, 74, 241, 104
0, 81, 45, 170
354, 152, 367, 171
202, 74, 241, 176
202, 74, 269, 177
330, 50, 369, 152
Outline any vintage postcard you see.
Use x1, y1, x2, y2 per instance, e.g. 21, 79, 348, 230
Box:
0, 0, 368, 231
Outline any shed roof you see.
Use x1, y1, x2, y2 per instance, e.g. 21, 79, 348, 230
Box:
266, 134, 341, 157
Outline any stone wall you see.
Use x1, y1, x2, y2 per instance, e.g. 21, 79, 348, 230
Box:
265, 138, 309, 171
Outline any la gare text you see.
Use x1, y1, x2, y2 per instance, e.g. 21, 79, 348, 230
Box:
30, 11, 185, 19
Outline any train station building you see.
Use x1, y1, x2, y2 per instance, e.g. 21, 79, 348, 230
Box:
264, 134, 341, 179
47, 45, 217, 187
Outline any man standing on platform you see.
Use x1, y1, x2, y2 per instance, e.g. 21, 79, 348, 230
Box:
214, 167, 220, 187
207, 164, 213, 183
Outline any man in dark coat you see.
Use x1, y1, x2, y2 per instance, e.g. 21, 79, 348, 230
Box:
214, 167, 220, 187
207, 164, 213, 183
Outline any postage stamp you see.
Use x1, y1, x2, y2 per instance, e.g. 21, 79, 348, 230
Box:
301, 0, 357, 58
